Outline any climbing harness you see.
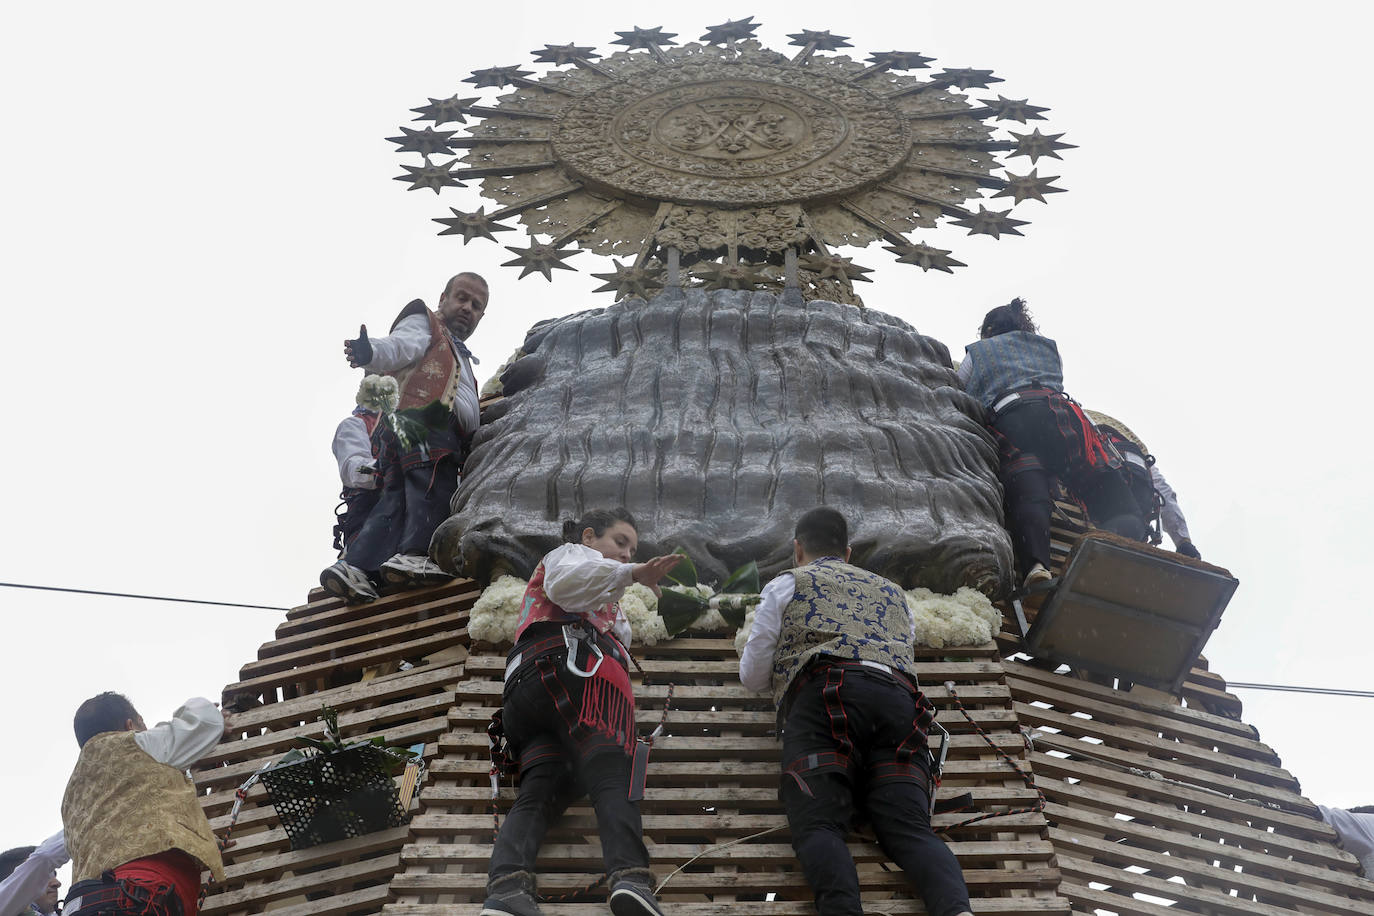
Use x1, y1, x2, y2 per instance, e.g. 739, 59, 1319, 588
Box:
485, 625, 676, 903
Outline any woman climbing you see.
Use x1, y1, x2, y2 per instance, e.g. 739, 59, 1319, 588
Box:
959, 298, 1144, 589
482, 508, 680, 916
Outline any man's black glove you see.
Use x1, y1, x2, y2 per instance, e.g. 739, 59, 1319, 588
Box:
345, 324, 373, 367
1177, 540, 1201, 560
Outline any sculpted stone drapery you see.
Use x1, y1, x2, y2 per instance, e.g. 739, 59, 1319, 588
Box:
431, 288, 1013, 594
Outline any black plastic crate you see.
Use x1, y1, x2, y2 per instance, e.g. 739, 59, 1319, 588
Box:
261, 744, 406, 850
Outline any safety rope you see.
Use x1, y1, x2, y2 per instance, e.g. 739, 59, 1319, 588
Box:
653, 825, 787, 894
935, 681, 1046, 833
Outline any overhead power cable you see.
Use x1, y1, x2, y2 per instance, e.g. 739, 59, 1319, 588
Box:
0, 581, 288, 612
1226, 681, 1374, 699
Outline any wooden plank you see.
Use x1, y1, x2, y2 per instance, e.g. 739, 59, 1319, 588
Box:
1029, 752, 1351, 854
1043, 797, 1369, 894
381, 900, 1072, 916
1014, 702, 1300, 790
435, 731, 1029, 761
443, 703, 1019, 733
454, 677, 1014, 706
221, 664, 461, 734
387, 866, 1060, 895
204, 853, 401, 912
1055, 854, 1327, 916
197, 692, 455, 769
1045, 826, 1372, 914
227, 629, 468, 696
217, 883, 391, 916
240, 610, 469, 678
1005, 661, 1262, 742
394, 839, 1057, 868
1027, 730, 1313, 814
409, 810, 1046, 835
259, 591, 478, 659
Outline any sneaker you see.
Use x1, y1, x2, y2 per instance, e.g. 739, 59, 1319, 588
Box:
380, 553, 452, 586
1023, 563, 1053, 590
608, 871, 664, 916
320, 560, 379, 603
480, 872, 541, 916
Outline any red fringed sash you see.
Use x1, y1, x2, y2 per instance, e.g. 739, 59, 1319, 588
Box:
578, 648, 637, 757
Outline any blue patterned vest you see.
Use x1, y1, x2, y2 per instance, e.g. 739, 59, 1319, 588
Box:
770, 558, 917, 708
961, 331, 1063, 410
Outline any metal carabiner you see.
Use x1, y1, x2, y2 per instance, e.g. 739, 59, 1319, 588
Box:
562, 623, 604, 678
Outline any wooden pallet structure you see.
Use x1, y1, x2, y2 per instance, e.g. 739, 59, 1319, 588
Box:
196, 534, 1374, 915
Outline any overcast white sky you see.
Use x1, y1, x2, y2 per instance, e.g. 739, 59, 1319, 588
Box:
3, 0, 1371, 877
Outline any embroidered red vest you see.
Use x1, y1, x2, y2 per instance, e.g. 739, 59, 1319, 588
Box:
514, 559, 621, 641
387, 300, 474, 412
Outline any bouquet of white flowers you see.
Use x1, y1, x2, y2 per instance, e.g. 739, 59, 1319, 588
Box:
355, 375, 442, 452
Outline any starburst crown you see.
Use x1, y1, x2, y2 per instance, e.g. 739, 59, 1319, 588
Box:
393, 19, 1071, 303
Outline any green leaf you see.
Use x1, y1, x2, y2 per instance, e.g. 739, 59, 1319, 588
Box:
658, 587, 707, 636
720, 560, 760, 594
665, 548, 698, 587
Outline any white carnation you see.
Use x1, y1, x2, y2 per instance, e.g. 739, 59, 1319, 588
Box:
905, 586, 1001, 648
356, 374, 399, 413
468, 575, 528, 645
621, 590, 668, 646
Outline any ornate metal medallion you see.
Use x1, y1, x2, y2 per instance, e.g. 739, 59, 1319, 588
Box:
393, 19, 1072, 301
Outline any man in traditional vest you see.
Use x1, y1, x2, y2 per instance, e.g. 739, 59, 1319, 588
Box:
61, 693, 228, 916
738, 508, 973, 916
321, 272, 489, 601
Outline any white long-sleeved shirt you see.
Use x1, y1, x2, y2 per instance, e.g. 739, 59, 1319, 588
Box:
332, 414, 378, 490
540, 542, 634, 646
1150, 464, 1192, 546
1319, 806, 1374, 877
0, 832, 66, 916
132, 697, 226, 770
365, 314, 480, 434
738, 568, 919, 695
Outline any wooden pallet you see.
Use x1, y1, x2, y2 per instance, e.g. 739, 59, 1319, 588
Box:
1003, 660, 1374, 915
196, 581, 477, 916
192, 568, 1373, 916
385, 636, 1069, 916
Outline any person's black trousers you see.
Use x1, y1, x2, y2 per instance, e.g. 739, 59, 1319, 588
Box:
488, 639, 649, 883
780, 668, 971, 916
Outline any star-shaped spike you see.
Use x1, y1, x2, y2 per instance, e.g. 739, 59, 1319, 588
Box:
532, 43, 599, 66
463, 65, 535, 89
590, 260, 666, 299
992, 169, 1065, 205
386, 125, 457, 157
411, 95, 479, 126
787, 29, 853, 51
394, 159, 465, 194
949, 205, 1029, 239
797, 253, 874, 282
692, 260, 772, 290
434, 206, 515, 244
866, 50, 935, 71
937, 67, 1003, 90
611, 26, 678, 51
501, 241, 582, 280
1009, 128, 1077, 163
700, 17, 759, 44
883, 241, 966, 273
983, 95, 1049, 123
